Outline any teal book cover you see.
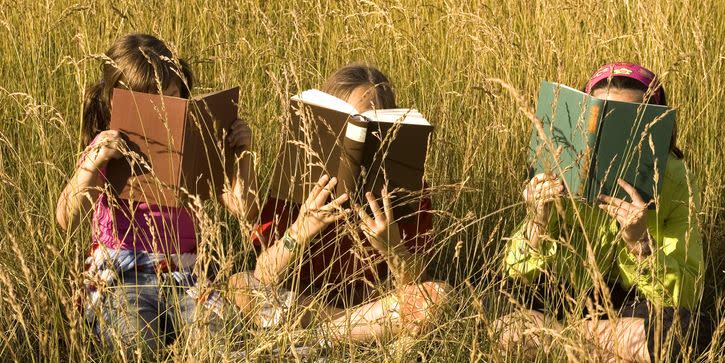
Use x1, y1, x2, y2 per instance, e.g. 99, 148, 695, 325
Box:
529, 81, 675, 206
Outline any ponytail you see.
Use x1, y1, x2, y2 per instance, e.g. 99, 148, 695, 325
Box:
81, 82, 111, 147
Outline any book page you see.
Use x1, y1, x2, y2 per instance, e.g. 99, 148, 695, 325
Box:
360, 108, 430, 126
291, 89, 358, 115
553, 82, 586, 96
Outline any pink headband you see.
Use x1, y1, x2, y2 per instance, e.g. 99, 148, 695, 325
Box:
585, 62, 665, 105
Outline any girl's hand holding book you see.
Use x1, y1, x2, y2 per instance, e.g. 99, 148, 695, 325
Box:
227, 118, 252, 149
524, 173, 564, 225
56, 130, 127, 231
356, 188, 426, 285
598, 179, 651, 259
82, 130, 125, 170
523, 173, 563, 248
356, 188, 403, 256
289, 175, 350, 245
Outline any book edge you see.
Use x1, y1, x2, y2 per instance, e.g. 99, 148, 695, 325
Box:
291, 89, 358, 115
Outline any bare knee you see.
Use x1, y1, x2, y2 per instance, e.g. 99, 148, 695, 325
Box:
398, 280, 452, 326
586, 318, 649, 363
421, 280, 452, 309
227, 271, 256, 313
493, 310, 554, 354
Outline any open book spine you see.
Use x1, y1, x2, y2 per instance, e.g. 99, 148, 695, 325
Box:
581, 97, 605, 203
335, 115, 368, 205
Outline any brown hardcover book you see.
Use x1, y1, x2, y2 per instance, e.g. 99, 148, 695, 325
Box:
106, 87, 240, 207
270, 89, 433, 218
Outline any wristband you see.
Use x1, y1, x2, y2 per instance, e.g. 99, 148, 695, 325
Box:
281, 230, 298, 252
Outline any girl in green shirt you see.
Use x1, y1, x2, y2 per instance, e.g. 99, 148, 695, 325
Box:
497, 63, 712, 362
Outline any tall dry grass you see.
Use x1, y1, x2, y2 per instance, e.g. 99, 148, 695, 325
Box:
0, 0, 723, 361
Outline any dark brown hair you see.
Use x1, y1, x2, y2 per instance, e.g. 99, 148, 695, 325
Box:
321, 63, 396, 109
589, 76, 683, 159
81, 33, 194, 146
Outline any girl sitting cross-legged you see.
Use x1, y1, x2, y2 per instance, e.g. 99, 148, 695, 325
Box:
495, 62, 714, 363
227, 64, 450, 345
56, 33, 258, 358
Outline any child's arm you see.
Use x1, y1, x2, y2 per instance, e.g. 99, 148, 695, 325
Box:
610, 170, 704, 308
56, 130, 124, 231
253, 175, 350, 285
356, 189, 428, 285
220, 119, 259, 222
504, 221, 558, 281
504, 174, 562, 281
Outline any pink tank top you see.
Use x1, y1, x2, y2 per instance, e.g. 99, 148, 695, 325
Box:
91, 192, 197, 254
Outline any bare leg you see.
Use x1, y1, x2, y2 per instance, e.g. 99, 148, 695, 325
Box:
494, 309, 649, 363
227, 272, 258, 317
321, 281, 451, 343
228, 275, 450, 343
494, 309, 562, 355
585, 318, 649, 363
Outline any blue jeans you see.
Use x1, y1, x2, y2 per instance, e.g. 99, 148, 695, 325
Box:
88, 270, 222, 357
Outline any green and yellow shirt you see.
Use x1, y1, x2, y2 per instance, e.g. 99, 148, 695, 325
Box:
505, 156, 703, 309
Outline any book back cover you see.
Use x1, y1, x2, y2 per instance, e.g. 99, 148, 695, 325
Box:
361, 111, 433, 219
588, 100, 675, 205
184, 87, 240, 200
530, 81, 603, 203
270, 101, 350, 204
107, 89, 188, 206
106, 87, 238, 206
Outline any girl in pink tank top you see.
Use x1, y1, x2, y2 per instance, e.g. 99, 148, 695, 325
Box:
55, 33, 257, 357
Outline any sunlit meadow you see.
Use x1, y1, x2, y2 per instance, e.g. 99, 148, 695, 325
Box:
0, 0, 722, 361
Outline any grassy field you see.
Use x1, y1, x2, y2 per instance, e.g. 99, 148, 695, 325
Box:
0, 0, 723, 361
